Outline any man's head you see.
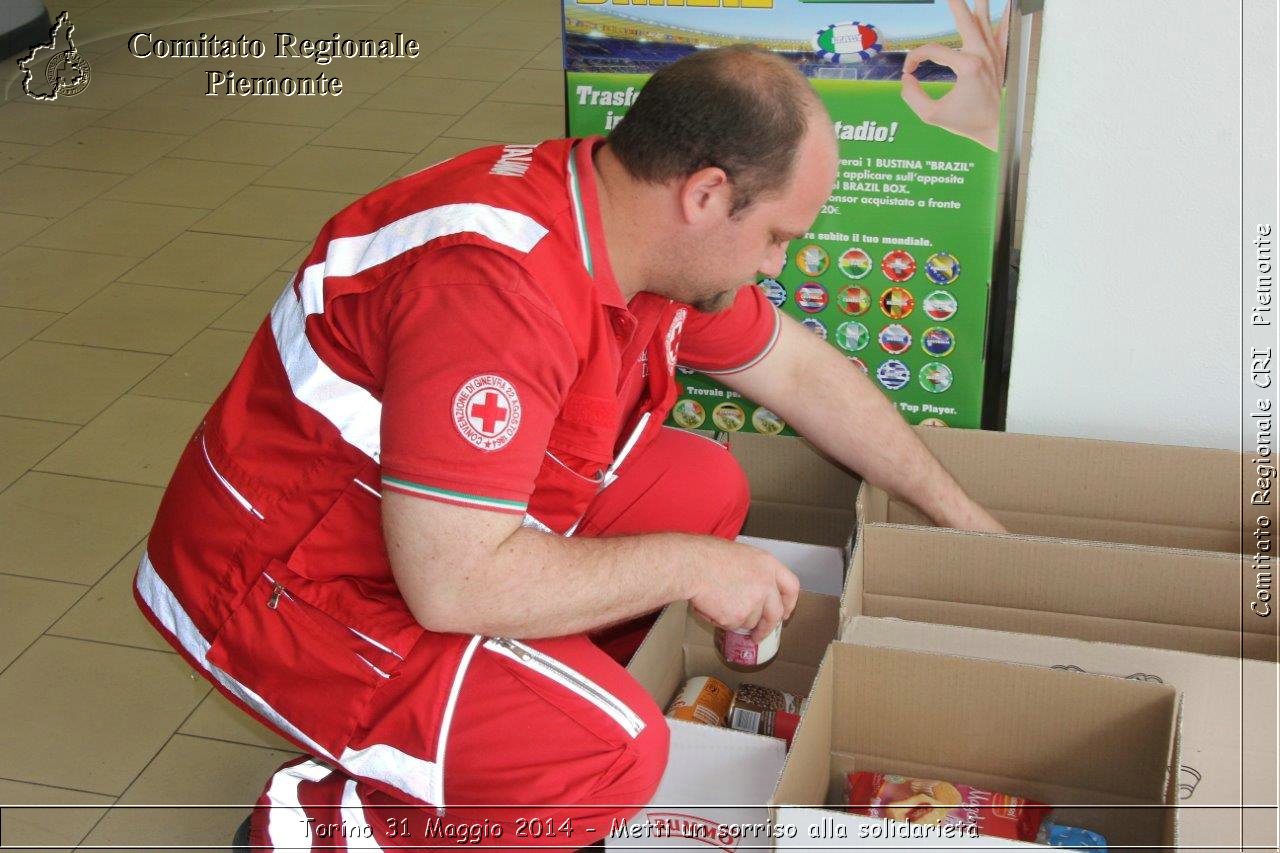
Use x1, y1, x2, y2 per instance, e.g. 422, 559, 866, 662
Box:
601, 45, 837, 313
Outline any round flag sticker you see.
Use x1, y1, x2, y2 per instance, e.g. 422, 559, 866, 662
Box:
919, 362, 954, 393
923, 290, 958, 321
878, 323, 912, 355
801, 317, 828, 340
795, 244, 830, 277
837, 247, 873, 280
922, 326, 956, 357
848, 356, 869, 374
877, 359, 910, 391
812, 21, 883, 65
751, 406, 786, 435
837, 285, 871, 316
881, 249, 916, 283
835, 320, 870, 353
671, 398, 706, 429
919, 417, 949, 427
879, 286, 915, 319
758, 278, 787, 307
796, 281, 829, 314
712, 402, 746, 432
925, 251, 962, 286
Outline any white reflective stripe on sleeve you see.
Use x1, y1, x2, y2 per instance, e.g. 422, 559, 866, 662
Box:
270, 281, 383, 463
432, 633, 484, 815
521, 513, 554, 534
341, 779, 384, 850
297, 203, 550, 317
686, 305, 782, 376
337, 742, 442, 807
264, 759, 334, 852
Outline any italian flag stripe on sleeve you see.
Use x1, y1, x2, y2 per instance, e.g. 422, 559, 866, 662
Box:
381, 476, 527, 513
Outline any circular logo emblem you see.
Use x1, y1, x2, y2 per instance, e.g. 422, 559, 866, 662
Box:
919, 362, 954, 393
837, 247, 873, 280
877, 359, 911, 391
922, 326, 956, 357
453, 374, 521, 451
795, 281, 829, 314
665, 307, 687, 373
795, 244, 830, 277
923, 290, 958, 321
919, 417, 949, 427
801, 317, 828, 340
812, 20, 883, 64
751, 406, 786, 435
672, 398, 706, 429
712, 402, 746, 432
837, 285, 871, 316
878, 323, 912, 355
881, 249, 916, 283
758, 278, 787, 307
848, 355, 869, 374
925, 251, 962, 286
879, 286, 915, 319
835, 320, 870, 353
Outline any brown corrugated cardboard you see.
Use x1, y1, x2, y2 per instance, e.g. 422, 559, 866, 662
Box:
771, 642, 1181, 850
857, 426, 1257, 553
735, 536, 845, 596
609, 591, 840, 849
732, 432, 859, 549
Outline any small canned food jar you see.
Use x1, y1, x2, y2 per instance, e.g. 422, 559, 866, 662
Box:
665, 675, 733, 727
716, 622, 782, 667
727, 683, 806, 746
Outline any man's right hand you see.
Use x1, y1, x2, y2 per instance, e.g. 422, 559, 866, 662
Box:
687, 541, 801, 644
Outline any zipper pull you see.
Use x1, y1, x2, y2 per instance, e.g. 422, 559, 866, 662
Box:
267, 583, 284, 610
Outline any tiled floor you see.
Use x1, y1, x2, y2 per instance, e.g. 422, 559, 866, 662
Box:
0, 0, 563, 848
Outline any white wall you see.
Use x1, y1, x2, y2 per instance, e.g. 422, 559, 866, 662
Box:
1006, 0, 1253, 450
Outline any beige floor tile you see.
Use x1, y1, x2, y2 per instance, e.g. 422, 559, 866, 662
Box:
103, 158, 266, 209
193, 186, 357, 242
373, 3, 488, 34
393, 135, 499, 177
0, 471, 161, 585
451, 14, 561, 50
120, 232, 301, 294
48, 71, 166, 113
255, 145, 409, 194
0, 341, 163, 423
280, 243, 311, 271
526, 39, 563, 71
93, 92, 241, 134
0, 417, 76, 491
35, 395, 206, 487
36, 283, 235, 354
0, 636, 209, 794
446, 100, 563, 144
81, 735, 301, 850
313, 107, 454, 153
88, 46, 190, 79
23, 126, 186, 175
266, 8, 388, 39
48, 542, 171, 653
0, 575, 84, 671
0, 246, 134, 313
0, 307, 60, 359
226, 89, 369, 128
0, 779, 114, 853
403, 44, 532, 82
132, 328, 252, 403
168, 120, 319, 166
488, 0, 559, 21
320, 58, 422, 95
363, 75, 496, 115
210, 271, 287, 333
0, 213, 52, 255
0, 141, 39, 172
148, 61, 298, 98
489, 68, 564, 106
0, 165, 123, 218
180, 690, 297, 752
0, 102, 108, 145
26, 200, 207, 258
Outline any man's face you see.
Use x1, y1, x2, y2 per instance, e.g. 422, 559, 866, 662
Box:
674, 116, 838, 313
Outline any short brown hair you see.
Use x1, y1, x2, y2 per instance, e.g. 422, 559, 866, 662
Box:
605, 45, 819, 216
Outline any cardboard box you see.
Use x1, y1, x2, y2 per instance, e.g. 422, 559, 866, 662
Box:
857, 426, 1258, 553
735, 535, 844, 597
772, 642, 1182, 850
609, 590, 840, 849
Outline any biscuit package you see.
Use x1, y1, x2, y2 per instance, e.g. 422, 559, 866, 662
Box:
846, 771, 1050, 841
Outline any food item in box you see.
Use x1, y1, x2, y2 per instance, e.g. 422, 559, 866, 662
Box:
665, 676, 732, 726
727, 683, 804, 746
847, 771, 1049, 841
1037, 821, 1108, 851
716, 622, 781, 666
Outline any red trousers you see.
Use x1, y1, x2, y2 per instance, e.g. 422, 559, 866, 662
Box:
250, 427, 749, 850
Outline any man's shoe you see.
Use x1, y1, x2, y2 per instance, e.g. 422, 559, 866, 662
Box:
232, 813, 252, 852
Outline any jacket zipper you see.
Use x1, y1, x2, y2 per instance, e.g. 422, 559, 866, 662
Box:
262, 575, 396, 676
483, 638, 644, 738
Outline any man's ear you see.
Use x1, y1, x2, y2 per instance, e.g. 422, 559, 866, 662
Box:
677, 166, 732, 225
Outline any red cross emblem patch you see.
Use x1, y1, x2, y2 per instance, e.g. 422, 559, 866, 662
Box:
453, 374, 522, 451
